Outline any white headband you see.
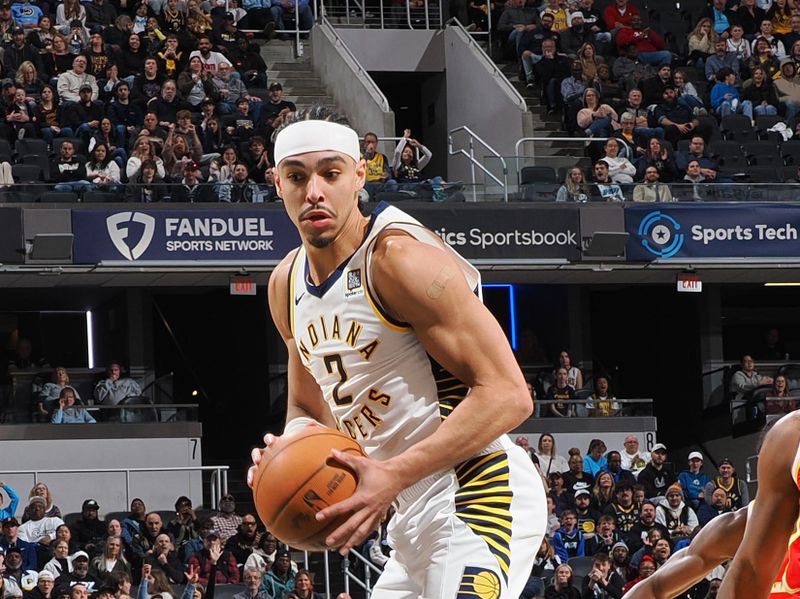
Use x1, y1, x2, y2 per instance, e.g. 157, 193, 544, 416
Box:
273, 120, 361, 165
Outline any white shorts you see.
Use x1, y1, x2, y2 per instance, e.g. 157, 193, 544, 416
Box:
372, 438, 547, 599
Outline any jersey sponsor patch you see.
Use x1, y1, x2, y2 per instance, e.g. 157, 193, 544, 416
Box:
456, 566, 501, 599
345, 268, 363, 298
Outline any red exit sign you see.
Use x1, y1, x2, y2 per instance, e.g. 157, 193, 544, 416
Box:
230, 275, 256, 296
677, 273, 702, 293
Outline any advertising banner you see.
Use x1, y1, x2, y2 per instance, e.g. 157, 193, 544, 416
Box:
625, 204, 800, 260
407, 205, 581, 261
72, 209, 301, 264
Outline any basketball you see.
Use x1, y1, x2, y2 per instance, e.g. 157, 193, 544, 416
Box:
251, 426, 366, 551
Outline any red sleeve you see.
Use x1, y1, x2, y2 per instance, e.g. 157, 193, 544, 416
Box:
616, 28, 634, 52
648, 29, 665, 49
603, 5, 619, 29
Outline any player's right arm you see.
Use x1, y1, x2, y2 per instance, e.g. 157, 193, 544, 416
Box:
623, 509, 746, 599
247, 251, 336, 485
718, 412, 800, 599
267, 251, 336, 427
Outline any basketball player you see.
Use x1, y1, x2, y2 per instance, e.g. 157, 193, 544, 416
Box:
719, 411, 800, 599
247, 109, 547, 598
624, 411, 800, 599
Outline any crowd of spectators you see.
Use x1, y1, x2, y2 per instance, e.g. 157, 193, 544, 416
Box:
493, 0, 800, 202
0, 0, 319, 202
514, 433, 748, 598
0, 486, 337, 599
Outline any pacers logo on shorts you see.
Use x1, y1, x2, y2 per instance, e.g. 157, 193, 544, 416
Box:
456, 566, 501, 599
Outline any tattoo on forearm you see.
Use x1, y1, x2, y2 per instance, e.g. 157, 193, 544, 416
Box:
427, 266, 454, 299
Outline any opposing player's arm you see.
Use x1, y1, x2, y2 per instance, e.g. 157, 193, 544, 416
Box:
266, 251, 336, 428
316, 232, 532, 552
624, 509, 746, 599
718, 413, 800, 599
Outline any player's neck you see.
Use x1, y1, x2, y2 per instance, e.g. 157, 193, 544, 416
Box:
304, 211, 370, 285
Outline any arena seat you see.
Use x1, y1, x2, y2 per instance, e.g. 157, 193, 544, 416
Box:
710, 141, 747, 170
214, 584, 246, 599
745, 141, 781, 166
520, 166, 558, 185
781, 139, 800, 165
105, 511, 128, 524
62, 512, 81, 526
755, 115, 782, 139
15, 138, 48, 158
12, 164, 42, 183
20, 154, 50, 181
720, 115, 755, 141
567, 556, 595, 579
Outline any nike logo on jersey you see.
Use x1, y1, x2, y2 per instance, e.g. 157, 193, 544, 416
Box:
295, 292, 305, 305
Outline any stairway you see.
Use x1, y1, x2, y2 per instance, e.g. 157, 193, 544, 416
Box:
497, 59, 593, 176
260, 39, 338, 111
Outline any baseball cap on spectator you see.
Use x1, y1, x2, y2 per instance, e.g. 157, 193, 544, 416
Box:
720, 457, 733, 466
652, 443, 667, 453
72, 551, 90, 562
223, 12, 234, 20
28, 496, 46, 507
568, 12, 583, 24
0, 4, 11, 10
781, 57, 794, 67
688, 451, 703, 461
269, 82, 282, 91
6, 546, 22, 557
3, 517, 19, 527
37, 571, 55, 583
83, 499, 99, 510
184, 161, 200, 172
11, 26, 23, 35
79, 83, 93, 92
275, 549, 291, 561
1, 79, 14, 89
574, 489, 590, 498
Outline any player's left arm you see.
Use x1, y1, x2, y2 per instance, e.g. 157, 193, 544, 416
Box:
316, 232, 533, 553
718, 413, 800, 599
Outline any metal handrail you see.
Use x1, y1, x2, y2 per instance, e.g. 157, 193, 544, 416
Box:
342, 548, 383, 597
319, 16, 391, 112
0, 466, 229, 510
324, 0, 441, 30
448, 125, 509, 202
446, 17, 525, 112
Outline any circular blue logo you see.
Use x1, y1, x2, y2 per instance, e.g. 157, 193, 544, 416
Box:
637, 211, 685, 259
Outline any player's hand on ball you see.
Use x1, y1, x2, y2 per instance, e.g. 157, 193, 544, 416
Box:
247, 423, 326, 488
315, 449, 405, 555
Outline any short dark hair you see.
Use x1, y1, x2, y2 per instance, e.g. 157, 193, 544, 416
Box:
716, 66, 734, 81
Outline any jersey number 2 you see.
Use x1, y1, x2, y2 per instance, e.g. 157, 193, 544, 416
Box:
324, 354, 353, 406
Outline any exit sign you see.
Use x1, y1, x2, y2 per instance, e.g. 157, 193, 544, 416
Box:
677, 273, 702, 293
230, 275, 256, 296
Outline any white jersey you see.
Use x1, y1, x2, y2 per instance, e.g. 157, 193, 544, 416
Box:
288, 203, 483, 462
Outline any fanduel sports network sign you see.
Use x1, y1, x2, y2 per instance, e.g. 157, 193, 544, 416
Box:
625, 204, 800, 261
72, 209, 301, 263
407, 205, 581, 261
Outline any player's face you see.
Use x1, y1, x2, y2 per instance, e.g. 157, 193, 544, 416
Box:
276, 151, 366, 250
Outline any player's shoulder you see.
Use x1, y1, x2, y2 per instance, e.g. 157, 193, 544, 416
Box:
267, 248, 301, 329
370, 227, 452, 277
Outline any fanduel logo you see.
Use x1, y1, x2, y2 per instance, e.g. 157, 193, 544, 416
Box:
106, 212, 156, 261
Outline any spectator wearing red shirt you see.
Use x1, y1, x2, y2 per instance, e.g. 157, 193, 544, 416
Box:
187, 532, 240, 585
603, 0, 640, 34
615, 14, 671, 65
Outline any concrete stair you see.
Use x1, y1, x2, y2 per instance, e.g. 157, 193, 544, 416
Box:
497, 60, 592, 174
260, 39, 337, 111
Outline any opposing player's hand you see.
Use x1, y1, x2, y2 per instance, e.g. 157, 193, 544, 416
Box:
315, 449, 405, 555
